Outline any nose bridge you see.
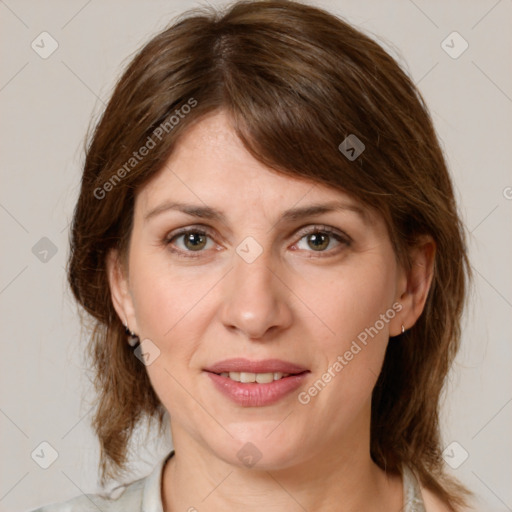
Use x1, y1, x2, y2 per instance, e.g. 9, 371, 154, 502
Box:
234, 246, 274, 295
220, 243, 292, 339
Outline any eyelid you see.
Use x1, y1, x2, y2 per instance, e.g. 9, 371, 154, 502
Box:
165, 223, 351, 242
163, 225, 218, 259
293, 224, 352, 244
163, 224, 216, 243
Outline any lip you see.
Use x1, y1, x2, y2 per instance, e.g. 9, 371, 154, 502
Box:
203, 358, 309, 374
203, 358, 310, 407
205, 371, 309, 407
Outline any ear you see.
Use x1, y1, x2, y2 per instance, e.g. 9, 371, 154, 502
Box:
390, 235, 436, 336
106, 248, 138, 333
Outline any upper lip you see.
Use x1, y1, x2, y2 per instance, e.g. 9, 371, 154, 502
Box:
204, 358, 309, 375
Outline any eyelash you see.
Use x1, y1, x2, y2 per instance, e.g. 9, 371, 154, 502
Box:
163, 225, 352, 259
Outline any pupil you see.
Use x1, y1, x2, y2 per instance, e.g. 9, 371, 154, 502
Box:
185, 233, 206, 251
309, 233, 329, 251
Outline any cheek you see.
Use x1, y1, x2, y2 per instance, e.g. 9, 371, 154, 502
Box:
127, 254, 208, 415
126, 244, 229, 380
129, 244, 215, 339
300, 255, 397, 349
296, 259, 396, 410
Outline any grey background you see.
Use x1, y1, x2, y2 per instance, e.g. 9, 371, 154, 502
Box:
1, 0, 511, 511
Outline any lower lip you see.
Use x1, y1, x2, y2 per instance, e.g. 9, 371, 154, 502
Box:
205, 371, 309, 407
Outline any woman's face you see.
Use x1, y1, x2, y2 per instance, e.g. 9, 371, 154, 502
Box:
109, 110, 410, 469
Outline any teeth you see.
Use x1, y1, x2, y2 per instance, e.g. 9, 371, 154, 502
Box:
218, 371, 290, 383
240, 372, 255, 383
255, 373, 274, 383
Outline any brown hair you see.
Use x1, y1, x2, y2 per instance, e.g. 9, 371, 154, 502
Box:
67, 0, 472, 508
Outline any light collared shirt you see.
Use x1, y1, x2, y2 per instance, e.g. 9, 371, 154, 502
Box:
30, 450, 175, 512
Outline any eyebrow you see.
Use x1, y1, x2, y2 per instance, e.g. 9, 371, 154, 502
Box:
144, 200, 369, 224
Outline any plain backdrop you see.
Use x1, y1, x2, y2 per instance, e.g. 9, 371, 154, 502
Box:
1, 1, 511, 511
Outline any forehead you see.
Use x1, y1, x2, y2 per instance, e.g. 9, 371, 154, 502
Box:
136, 110, 373, 225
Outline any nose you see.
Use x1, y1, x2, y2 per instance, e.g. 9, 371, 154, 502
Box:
219, 250, 293, 340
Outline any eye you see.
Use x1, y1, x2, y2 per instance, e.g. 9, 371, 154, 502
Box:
164, 224, 351, 259
292, 225, 351, 255
165, 228, 215, 258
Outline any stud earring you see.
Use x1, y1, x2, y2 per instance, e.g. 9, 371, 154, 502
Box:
401, 324, 405, 334
124, 323, 140, 348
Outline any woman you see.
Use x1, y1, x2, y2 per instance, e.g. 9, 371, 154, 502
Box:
31, 0, 473, 510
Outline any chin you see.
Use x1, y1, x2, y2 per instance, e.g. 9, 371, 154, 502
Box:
209, 433, 303, 471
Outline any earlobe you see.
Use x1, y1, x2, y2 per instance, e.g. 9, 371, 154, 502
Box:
392, 236, 436, 336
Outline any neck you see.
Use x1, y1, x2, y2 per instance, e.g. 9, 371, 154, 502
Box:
161, 423, 402, 511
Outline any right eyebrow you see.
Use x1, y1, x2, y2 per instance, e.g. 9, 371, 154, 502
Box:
144, 201, 226, 223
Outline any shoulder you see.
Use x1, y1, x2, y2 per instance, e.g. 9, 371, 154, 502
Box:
28, 477, 145, 512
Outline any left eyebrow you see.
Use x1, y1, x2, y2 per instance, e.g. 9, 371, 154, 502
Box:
278, 201, 369, 224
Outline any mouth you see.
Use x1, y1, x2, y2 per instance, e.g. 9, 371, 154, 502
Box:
211, 370, 305, 383
203, 358, 310, 407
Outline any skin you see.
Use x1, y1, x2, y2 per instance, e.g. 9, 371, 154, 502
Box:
107, 110, 437, 511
